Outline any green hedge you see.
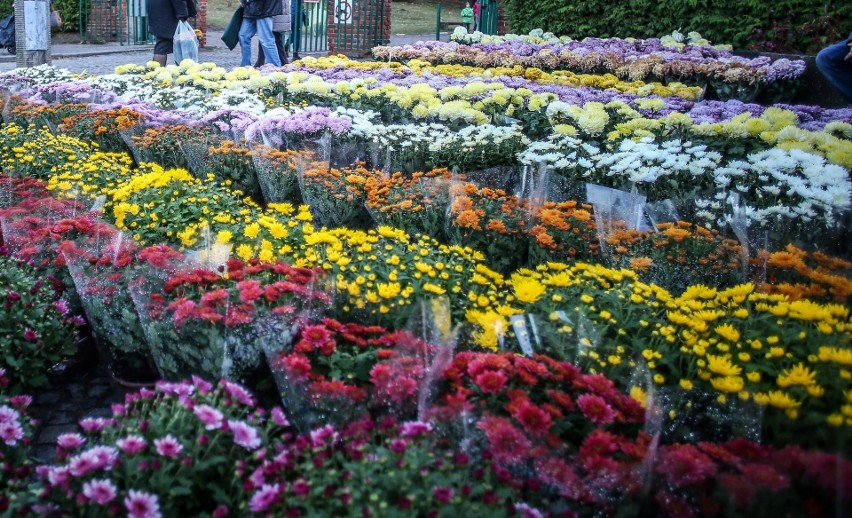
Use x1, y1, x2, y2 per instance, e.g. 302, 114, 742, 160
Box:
501, 0, 850, 54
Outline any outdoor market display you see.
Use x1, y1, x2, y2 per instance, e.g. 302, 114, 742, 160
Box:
0, 27, 849, 517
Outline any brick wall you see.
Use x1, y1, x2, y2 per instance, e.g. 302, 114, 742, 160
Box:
328, 0, 391, 57
196, 0, 207, 47
496, 1, 508, 35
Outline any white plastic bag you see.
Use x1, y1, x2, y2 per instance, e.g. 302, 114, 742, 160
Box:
173, 20, 198, 63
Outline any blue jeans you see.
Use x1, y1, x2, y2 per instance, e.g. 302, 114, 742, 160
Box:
239, 17, 281, 67
816, 39, 852, 104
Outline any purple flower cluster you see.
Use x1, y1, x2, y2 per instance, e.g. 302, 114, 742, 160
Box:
245, 107, 352, 147
373, 37, 807, 86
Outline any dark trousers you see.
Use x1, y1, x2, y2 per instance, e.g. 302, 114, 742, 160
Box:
255, 31, 287, 67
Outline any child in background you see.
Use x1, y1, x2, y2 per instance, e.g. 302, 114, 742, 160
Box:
461, 2, 474, 32
473, 0, 481, 32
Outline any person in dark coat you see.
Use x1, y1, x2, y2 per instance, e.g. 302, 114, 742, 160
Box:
239, 0, 284, 67
146, 0, 197, 66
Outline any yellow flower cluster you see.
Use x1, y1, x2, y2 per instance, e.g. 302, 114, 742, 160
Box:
467, 261, 852, 429
298, 55, 702, 100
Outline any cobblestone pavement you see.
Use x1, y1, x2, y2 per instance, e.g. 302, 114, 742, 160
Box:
0, 31, 442, 75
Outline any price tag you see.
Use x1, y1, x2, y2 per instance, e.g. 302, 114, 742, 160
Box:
510, 314, 534, 356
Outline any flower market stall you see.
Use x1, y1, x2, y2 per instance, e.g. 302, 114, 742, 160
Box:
0, 27, 850, 516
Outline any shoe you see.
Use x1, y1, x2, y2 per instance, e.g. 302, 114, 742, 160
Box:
292, 52, 301, 60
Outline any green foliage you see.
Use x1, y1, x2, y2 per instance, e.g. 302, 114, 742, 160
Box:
0, 253, 79, 392
0, 0, 79, 33
501, 0, 851, 53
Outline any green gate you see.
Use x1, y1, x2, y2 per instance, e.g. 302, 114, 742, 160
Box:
294, 0, 329, 54
333, 0, 387, 55
479, 0, 498, 35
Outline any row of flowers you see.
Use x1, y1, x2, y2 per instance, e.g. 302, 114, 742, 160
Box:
4, 59, 851, 138
2, 173, 850, 454
4, 120, 848, 307
3, 99, 849, 257
0, 366, 850, 516
375, 29, 806, 103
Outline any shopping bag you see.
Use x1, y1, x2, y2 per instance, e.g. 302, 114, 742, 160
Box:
221, 7, 243, 50
173, 20, 199, 63
50, 9, 62, 31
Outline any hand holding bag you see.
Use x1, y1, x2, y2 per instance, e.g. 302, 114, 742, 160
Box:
173, 20, 199, 63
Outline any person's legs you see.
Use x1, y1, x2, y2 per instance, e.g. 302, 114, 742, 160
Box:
256, 17, 281, 66
290, 0, 301, 59
816, 40, 852, 103
238, 18, 258, 67
274, 31, 287, 64
153, 37, 171, 66
255, 39, 266, 67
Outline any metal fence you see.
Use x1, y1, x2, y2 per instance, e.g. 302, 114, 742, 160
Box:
295, 0, 329, 54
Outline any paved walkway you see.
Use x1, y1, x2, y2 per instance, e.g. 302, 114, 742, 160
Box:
0, 30, 444, 75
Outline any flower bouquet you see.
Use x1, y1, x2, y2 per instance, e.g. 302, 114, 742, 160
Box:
0, 124, 97, 182
751, 244, 852, 303
122, 124, 200, 171
295, 156, 379, 229
107, 164, 251, 249
429, 123, 529, 174
446, 182, 531, 274
604, 221, 743, 294
291, 226, 504, 331
0, 174, 50, 211
248, 142, 300, 205
35, 377, 291, 516
0, 201, 97, 312
528, 200, 600, 266
0, 368, 37, 514
265, 314, 450, 431
368, 122, 437, 174
58, 106, 145, 154
0, 253, 83, 392
58, 226, 158, 384
130, 256, 329, 385
364, 169, 457, 240
432, 352, 645, 457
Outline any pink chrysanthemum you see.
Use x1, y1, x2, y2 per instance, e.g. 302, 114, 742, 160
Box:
229, 420, 261, 450
193, 405, 224, 430
154, 435, 184, 458
82, 478, 117, 505
56, 433, 85, 450
116, 435, 147, 455
124, 490, 161, 518
0, 405, 20, 423
271, 407, 290, 428
79, 418, 113, 433
400, 421, 432, 438
249, 483, 282, 512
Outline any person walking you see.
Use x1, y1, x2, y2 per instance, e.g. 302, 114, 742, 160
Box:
289, 0, 303, 60
460, 2, 474, 32
255, 10, 291, 66
816, 31, 852, 104
239, 0, 284, 67
472, 0, 481, 32
146, 0, 197, 66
